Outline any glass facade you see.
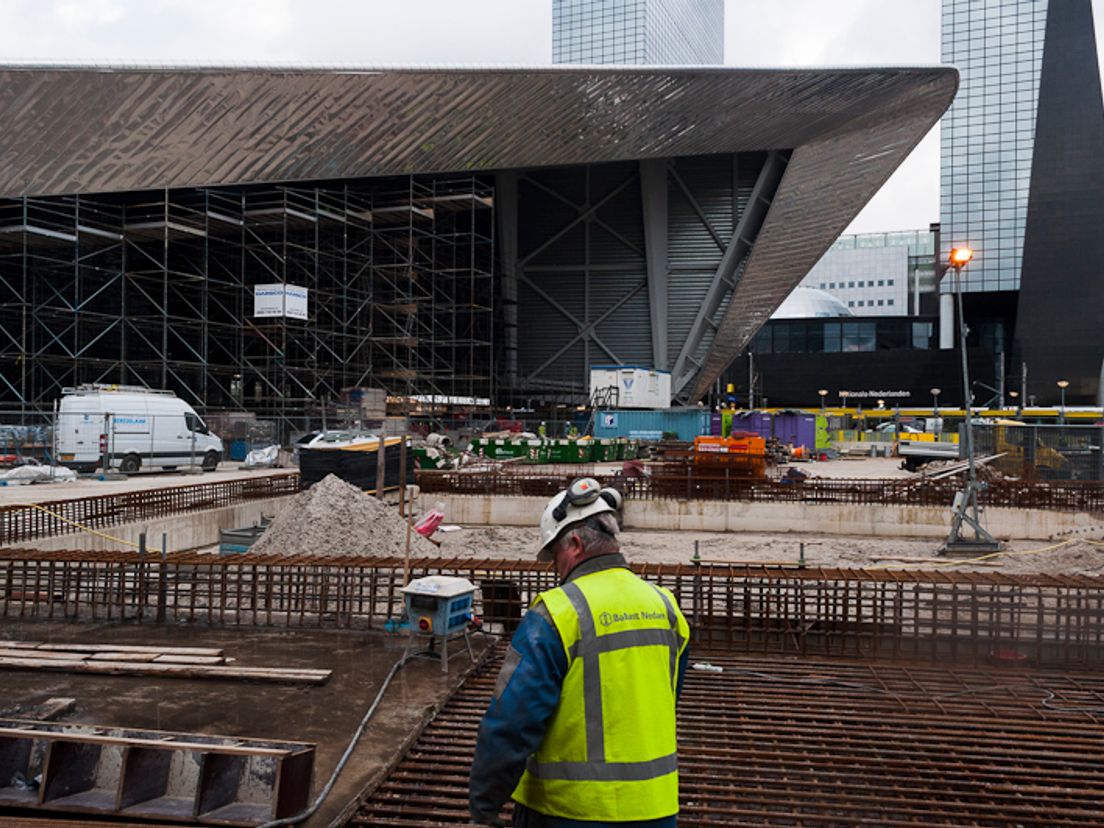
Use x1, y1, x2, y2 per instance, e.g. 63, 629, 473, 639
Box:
749, 318, 937, 356
552, 0, 724, 65
940, 0, 1048, 293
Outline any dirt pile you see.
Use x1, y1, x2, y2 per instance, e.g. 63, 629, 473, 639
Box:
251, 474, 437, 557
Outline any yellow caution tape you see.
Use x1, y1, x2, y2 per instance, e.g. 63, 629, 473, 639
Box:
21, 502, 148, 550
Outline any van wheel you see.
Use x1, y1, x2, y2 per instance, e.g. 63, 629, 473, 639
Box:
202, 451, 221, 471
119, 454, 141, 474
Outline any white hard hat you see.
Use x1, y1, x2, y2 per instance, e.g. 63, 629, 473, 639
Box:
537, 477, 620, 561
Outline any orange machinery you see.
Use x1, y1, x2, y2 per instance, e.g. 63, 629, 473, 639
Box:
692, 432, 767, 478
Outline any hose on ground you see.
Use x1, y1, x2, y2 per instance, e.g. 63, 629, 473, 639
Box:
256, 652, 416, 828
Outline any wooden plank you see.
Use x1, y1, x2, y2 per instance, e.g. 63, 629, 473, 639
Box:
153, 653, 224, 666
0, 656, 331, 685
25, 697, 76, 721
0, 648, 86, 661
87, 652, 159, 663
27, 643, 225, 657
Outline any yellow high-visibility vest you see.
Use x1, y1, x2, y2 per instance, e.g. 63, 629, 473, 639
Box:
512, 566, 690, 821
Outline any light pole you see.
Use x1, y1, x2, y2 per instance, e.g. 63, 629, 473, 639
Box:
1057, 380, 1069, 424
931, 387, 941, 415
1009, 389, 1020, 416
818, 388, 828, 414
943, 246, 1000, 554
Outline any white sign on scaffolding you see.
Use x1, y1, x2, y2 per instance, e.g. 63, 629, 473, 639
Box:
253, 284, 309, 320
284, 284, 309, 320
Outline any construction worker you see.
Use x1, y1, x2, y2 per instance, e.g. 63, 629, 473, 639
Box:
469, 478, 690, 827
538, 421, 548, 439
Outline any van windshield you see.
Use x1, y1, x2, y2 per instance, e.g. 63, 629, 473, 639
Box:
184, 412, 208, 434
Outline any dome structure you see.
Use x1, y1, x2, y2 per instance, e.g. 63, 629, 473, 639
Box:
770, 287, 854, 319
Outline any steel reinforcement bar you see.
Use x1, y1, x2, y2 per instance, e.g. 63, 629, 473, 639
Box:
0, 472, 300, 545
352, 649, 1104, 827
416, 467, 1104, 511
1, 551, 1103, 668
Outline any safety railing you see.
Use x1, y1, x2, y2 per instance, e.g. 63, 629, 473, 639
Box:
0, 473, 300, 545
1, 551, 1102, 668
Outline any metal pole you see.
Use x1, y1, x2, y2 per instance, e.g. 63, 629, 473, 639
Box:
156, 533, 168, 623
51, 399, 58, 478
375, 435, 386, 499
748, 353, 755, 410
955, 267, 976, 494
398, 435, 408, 518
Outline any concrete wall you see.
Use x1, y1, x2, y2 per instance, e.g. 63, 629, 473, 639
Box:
24, 497, 290, 553
417, 493, 1104, 541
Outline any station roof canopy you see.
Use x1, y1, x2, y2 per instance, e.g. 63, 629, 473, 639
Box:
0, 64, 957, 399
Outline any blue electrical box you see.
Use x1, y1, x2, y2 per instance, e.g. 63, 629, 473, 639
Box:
402, 576, 476, 636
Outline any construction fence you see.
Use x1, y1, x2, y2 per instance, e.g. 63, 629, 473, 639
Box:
416, 467, 1104, 512
1, 551, 1102, 669
0, 472, 300, 546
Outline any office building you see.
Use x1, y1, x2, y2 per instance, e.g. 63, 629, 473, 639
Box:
553, 0, 724, 65
941, 0, 1104, 403
940, 0, 1046, 294
794, 229, 936, 318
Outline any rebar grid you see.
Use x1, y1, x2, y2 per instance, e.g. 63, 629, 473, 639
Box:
417, 466, 1104, 511
0, 472, 300, 545
1, 552, 1102, 668
352, 649, 1104, 827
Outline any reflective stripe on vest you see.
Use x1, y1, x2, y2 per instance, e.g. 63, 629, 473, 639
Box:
525, 578, 683, 782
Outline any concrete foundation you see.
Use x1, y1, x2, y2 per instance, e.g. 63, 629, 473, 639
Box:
23, 496, 289, 553
418, 493, 1104, 542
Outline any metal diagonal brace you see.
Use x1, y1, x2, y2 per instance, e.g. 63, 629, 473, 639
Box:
672, 151, 788, 397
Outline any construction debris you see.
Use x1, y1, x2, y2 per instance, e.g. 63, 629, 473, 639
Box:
250, 473, 437, 557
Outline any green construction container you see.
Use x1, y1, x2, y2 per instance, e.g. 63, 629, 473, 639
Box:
488, 438, 528, 460
622, 440, 638, 460
590, 439, 612, 462
549, 439, 592, 463
527, 439, 551, 464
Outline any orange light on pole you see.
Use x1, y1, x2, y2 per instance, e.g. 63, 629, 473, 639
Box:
949, 247, 974, 268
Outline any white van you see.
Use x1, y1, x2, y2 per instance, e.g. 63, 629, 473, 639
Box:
57, 385, 224, 473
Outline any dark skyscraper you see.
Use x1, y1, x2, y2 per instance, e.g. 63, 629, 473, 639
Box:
1015, 0, 1104, 404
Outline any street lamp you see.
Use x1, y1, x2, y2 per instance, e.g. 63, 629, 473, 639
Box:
1009, 389, 1020, 415
942, 245, 999, 553
818, 388, 828, 414
1057, 379, 1069, 424
930, 387, 941, 414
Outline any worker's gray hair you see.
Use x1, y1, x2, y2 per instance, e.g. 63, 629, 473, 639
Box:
553, 512, 621, 558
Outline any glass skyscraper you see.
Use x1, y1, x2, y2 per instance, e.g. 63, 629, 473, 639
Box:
940, 0, 1048, 293
552, 0, 724, 65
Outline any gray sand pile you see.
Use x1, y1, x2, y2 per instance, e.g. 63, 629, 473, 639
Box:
251, 474, 437, 557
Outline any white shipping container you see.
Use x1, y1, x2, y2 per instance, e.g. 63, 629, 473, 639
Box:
589, 365, 671, 409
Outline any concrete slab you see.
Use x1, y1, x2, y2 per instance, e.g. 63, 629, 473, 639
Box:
0, 620, 491, 827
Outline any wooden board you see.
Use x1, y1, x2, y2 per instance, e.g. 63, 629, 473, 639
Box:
0, 648, 87, 661
0, 641, 225, 657
0, 656, 330, 685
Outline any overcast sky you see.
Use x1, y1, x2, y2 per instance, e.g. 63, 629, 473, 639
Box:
2, 0, 1102, 235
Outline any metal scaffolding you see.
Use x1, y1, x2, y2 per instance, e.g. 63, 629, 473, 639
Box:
0, 175, 495, 435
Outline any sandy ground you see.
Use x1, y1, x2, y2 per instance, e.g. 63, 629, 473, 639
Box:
0, 462, 291, 505
794, 455, 914, 479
